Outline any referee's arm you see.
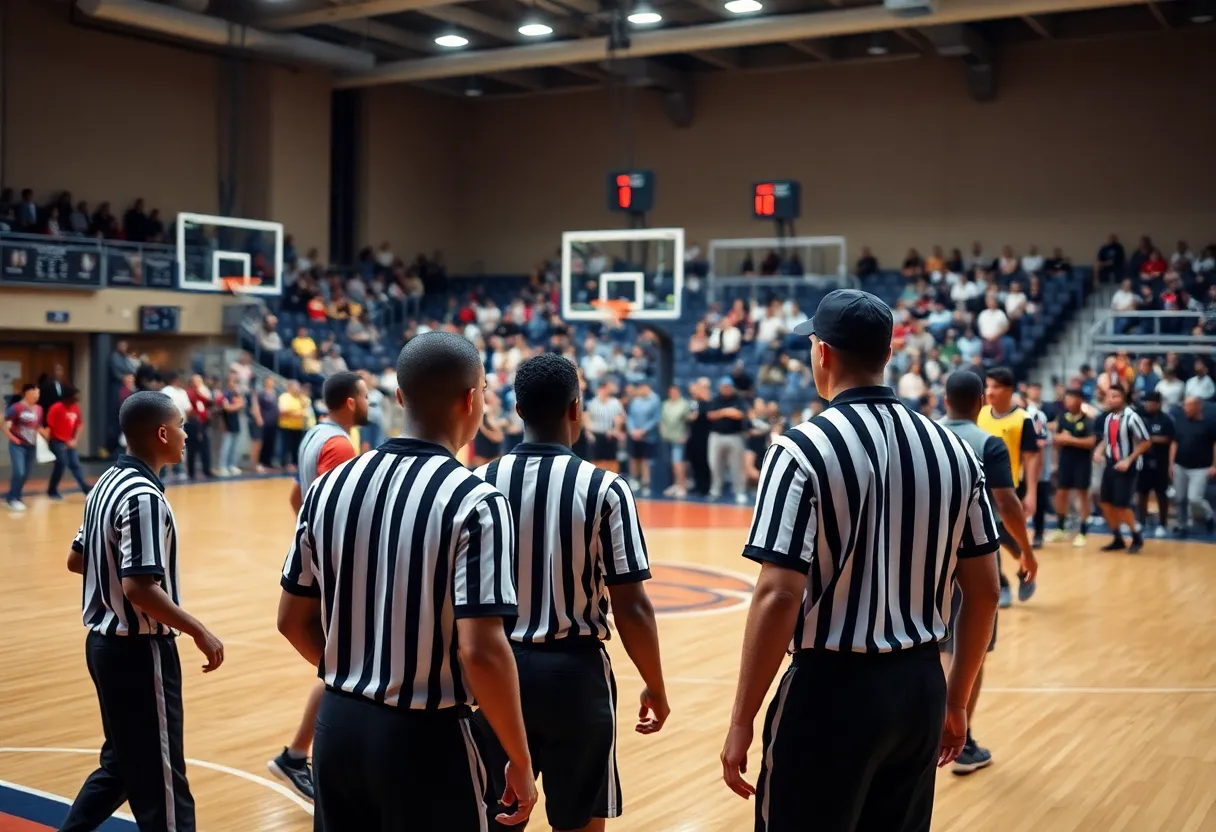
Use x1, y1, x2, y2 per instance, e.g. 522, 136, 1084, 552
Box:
723, 445, 812, 798
67, 524, 85, 574
278, 484, 325, 666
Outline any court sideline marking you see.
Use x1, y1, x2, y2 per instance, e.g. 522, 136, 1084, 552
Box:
0, 748, 313, 815
0, 776, 136, 821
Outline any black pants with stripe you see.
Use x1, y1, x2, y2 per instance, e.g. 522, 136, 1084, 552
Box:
755, 646, 944, 832
61, 632, 194, 832
312, 690, 487, 832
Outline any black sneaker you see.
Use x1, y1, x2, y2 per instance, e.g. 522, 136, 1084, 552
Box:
1032, 535, 1044, 549
1173, 526, 1189, 539
1127, 537, 1143, 554
1206, 516, 1215, 535
952, 738, 993, 775
47, 493, 63, 502
1100, 538, 1126, 552
267, 749, 315, 802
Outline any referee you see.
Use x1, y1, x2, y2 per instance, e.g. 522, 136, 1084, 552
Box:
720, 289, 1001, 832
276, 332, 537, 831
61, 391, 225, 832
584, 382, 625, 471
473, 354, 669, 831
1092, 384, 1151, 553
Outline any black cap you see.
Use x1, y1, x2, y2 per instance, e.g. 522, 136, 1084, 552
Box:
1143, 391, 1162, 403
792, 289, 893, 362
1064, 386, 1085, 397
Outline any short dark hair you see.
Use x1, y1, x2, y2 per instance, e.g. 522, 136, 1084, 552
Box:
824, 342, 888, 377
985, 367, 1015, 389
945, 370, 985, 414
514, 353, 580, 434
119, 391, 179, 442
395, 331, 483, 418
1107, 384, 1128, 400
322, 371, 362, 412
20, 383, 36, 395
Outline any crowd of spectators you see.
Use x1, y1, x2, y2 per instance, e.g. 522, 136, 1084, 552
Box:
1105, 235, 1216, 335
0, 188, 170, 243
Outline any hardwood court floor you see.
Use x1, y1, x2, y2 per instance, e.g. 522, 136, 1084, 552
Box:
2, 478, 1215, 831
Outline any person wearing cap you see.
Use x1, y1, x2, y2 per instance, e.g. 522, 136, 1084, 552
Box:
1135, 391, 1175, 537
1050, 387, 1098, 547
706, 376, 749, 504
1169, 396, 1216, 537
721, 288, 1001, 832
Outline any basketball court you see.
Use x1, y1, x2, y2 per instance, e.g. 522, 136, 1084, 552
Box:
1, 477, 1214, 831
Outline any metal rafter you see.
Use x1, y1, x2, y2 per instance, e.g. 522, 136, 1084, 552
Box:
690, 49, 740, 68
787, 39, 834, 60
1021, 14, 1053, 38
261, 0, 467, 30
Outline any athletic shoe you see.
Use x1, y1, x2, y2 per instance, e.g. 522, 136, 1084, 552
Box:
1127, 537, 1144, 554
47, 493, 64, 502
734, 493, 750, 505
1073, 533, 1087, 548
663, 485, 678, 497
1032, 534, 1044, 549
640, 486, 652, 497
952, 739, 993, 775
267, 749, 315, 802
1017, 570, 1036, 603
6, 500, 26, 512
998, 584, 1012, 609
1047, 529, 1069, 544
1154, 526, 1167, 538
1100, 538, 1126, 552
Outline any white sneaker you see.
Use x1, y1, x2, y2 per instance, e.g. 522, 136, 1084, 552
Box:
674, 487, 687, 499
1073, 533, 1087, 548
734, 493, 750, 505
662, 485, 678, 497
1154, 526, 1167, 538
7, 500, 27, 512
1047, 529, 1068, 544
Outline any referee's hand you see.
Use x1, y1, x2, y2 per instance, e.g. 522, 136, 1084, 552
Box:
721, 722, 756, 799
937, 704, 967, 767
495, 760, 537, 826
636, 687, 670, 734
193, 628, 224, 673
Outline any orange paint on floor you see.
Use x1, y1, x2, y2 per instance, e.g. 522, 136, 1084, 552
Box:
635, 499, 751, 529
0, 815, 51, 832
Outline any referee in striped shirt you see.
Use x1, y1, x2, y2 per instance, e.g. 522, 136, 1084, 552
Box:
720, 289, 1001, 832
277, 331, 537, 831
1092, 384, 1151, 552
62, 391, 225, 832
473, 353, 669, 831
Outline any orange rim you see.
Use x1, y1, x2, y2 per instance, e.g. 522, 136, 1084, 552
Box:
221, 276, 262, 293
591, 298, 633, 322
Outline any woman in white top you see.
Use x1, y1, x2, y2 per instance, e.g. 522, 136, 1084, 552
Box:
898, 363, 927, 401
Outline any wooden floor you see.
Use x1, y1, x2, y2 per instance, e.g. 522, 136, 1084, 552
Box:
2, 477, 1216, 831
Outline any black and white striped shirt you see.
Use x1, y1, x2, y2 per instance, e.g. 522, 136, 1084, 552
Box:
72, 456, 180, 637
281, 438, 517, 710
744, 386, 1000, 653
585, 396, 625, 434
476, 443, 650, 643
1094, 406, 1150, 470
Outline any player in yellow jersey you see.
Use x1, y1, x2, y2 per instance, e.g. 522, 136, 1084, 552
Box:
978, 367, 1043, 608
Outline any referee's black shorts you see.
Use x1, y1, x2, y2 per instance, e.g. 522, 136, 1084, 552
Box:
591, 433, 618, 463
474, 639, 620, 831
312, 689, 487, 832
1100, 466, 1138, 509
756, 646, 944, 832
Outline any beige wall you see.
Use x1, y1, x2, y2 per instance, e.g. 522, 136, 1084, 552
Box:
0, 287, 234, 335
358, 85, 465, 267
267, 68, 333, 260
376, 29, 1212, 272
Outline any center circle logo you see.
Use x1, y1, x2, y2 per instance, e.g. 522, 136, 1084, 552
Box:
647, 563, 755, 616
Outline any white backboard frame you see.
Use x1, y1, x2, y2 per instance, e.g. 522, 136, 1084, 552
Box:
176, 212, 284, 295
561, 227, 685, 322
600, 272, 645, 309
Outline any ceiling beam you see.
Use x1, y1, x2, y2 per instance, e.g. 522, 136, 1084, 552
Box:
690, 49, 740, 69
491, 69, 549, 90
788, 38, 834, 60
1020, 14, 1052, 38
335, 0, 1168, 87
261, 0, 465, 30
560, 63, 609, 81
1147, 1, 1172, 28
420, 6, 518, 41
330, 19, 435, 53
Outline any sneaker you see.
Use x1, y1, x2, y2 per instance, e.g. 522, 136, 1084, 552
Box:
1073, 533, 1087, 548
952, 739, 993, 775
1017, 570, 1036, 603
267, 749, 315, 802
1127, 537, 1143, 554
640, 486, 651, 497
709, 491, 722, 501
6, 500, 26, 512
1047, 529, 1069, 544
1032, 534, 1044, 549
734, 493, 750, 505
1173, 526, 1189, 539
1154, 526, 1167, 538
998, 584, 1012, 609
1100, 538, 1126, 552
663, 485, 678, 497
673, 487, 687, 499
47, 493, 64, 502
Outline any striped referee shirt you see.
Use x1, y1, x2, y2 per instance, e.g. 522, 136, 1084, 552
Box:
281, 438, 517, 710
1095, 406, 1150, 470
476, 443, 650, 643
72, 456, 180, 637
745, 386, 1000, 653
585, 395, 625, 434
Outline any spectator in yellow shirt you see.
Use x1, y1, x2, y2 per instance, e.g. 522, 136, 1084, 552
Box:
292, 327, 323, 379
277, 380, 311, 471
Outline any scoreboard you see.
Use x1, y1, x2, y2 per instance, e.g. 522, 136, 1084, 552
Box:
606, 170, 655, 214
752, 180, 801, 221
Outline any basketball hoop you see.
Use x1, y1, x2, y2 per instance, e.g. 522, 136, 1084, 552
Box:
221, 275, 262, 296
592, 298, 633, 327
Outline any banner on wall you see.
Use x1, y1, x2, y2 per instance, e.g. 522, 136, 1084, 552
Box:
0, 240, 103, 288
106, 249, 176, 289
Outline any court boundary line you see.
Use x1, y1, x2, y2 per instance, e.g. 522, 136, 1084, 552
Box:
0, 748, 314, 816
611, 675, 1216, 693
0, 776, 137, 821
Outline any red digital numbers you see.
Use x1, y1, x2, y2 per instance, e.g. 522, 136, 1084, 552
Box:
754, 183, 775, 217
617, 174, 633, 210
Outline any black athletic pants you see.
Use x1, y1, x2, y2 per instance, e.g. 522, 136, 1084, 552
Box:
755, 645, 944, 832
312, 690, 487, 832
60, 632, 195, 832
185, 422, 212, 479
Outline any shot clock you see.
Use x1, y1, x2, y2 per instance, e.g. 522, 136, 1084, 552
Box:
606, 170, 655, 214
752, 180, 801, 221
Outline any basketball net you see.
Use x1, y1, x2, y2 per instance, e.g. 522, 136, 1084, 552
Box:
221, 275, 262, 296
591, 298, 633, 327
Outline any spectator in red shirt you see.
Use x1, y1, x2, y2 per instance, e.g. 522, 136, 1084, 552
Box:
1140, 249, 1168, 283
46, 386, 91, 499
6, 384, 48, 511
185, 374, 215, 480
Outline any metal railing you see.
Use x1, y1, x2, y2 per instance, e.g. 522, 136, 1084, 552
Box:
0, 230, 181, 290
1087, 309, 1216, 362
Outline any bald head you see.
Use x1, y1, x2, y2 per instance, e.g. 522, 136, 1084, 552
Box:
395, 331, 484, 421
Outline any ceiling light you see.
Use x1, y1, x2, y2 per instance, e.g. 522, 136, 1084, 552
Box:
724, 0, 762, 13
465, 78, 483, 97
866, 34, 889, 55
1193, 13, 1214, 22
434, 33, 469, 48
627, 6, 662, 25
518, 21, 554, 36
